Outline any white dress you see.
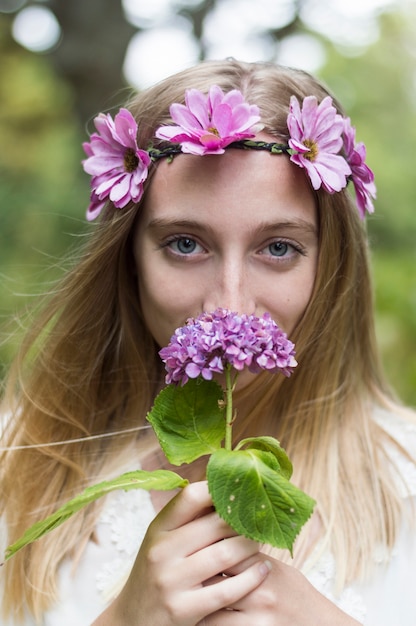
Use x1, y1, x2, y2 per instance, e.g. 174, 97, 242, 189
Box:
1, 407, 415, 625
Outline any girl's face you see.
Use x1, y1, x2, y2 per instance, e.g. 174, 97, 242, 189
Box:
134, 145, 318, 356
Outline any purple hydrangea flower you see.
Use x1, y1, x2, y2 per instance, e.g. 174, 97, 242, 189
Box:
82, 108, 151, 221
287, 95, 352, 193
343, 117, 376, 219
159, 308, 297, 385
155, 85, 263, 155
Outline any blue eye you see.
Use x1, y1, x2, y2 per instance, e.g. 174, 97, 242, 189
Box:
259, 240, 305, 261
165, 236, 204, 255
268, 242, 289, 257
175, 237, 197, 254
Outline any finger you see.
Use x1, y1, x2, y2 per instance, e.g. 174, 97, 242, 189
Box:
187, 535, 261, 584
192, 559, 272, 618
171, 507, 241, 552
223, 551, 268, 576
202, 574, 226, 587
153, 481, 213, 531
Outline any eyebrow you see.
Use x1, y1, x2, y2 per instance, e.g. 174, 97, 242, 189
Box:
256, 219, 318, 236
146, 217, 317, 237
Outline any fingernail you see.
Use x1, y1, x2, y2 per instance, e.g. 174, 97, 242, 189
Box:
258, 560, 272, 577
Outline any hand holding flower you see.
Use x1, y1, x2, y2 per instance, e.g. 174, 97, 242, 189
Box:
4, 309, 314, 561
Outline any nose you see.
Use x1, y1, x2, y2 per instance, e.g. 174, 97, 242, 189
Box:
203, 261, 255, 315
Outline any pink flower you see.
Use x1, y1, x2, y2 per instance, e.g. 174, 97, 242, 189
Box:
155, 86, 262, 155
159, 308, 297, 386
287, 95, 351, 193
82, 108, 151, 220
85, 189, 107, 222
343, 117, 376, 219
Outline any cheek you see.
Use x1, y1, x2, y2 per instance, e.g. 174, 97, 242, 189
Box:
274, 267, 316, 334
137, 270, 199, 347
137, 276, 173, 344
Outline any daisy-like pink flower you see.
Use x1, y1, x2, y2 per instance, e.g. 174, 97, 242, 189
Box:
154, 86, 262, 155
343, 117, 376, 219
85, 189, 106, 222
82, 108, 151, 221
159, 308, 297, 386
287, 95, 351, 193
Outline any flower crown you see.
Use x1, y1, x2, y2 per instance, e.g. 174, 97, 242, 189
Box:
82, 84, 376, 221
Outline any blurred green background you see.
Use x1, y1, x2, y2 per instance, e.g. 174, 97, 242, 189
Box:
0, 0, 415, 406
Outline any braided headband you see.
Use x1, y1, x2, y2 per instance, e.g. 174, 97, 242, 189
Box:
82, 85, 376, 221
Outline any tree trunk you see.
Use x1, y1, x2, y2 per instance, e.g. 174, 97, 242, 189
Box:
48, 0, 136, 126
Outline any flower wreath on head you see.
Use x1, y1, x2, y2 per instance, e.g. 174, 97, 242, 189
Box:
82, 84, 376, 222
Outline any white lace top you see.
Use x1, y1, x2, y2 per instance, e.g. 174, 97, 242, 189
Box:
1, 407, 415, 625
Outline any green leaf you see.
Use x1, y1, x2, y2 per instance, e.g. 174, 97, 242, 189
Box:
235, 436, 293, 479
4, 469, 187, 561
147, 378, 225, 465
207, 449, 315, 554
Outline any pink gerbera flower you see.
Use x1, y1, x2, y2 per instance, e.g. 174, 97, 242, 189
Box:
85, 189, 107, 222
155, 85, 262, 155
82, 108, 151, 220
287, 95, 351, 193
343, 117, 376, 219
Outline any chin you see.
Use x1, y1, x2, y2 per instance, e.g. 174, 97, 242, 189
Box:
212, 368, 258, 391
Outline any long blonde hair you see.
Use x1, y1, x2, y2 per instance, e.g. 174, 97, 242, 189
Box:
0, 59, 412, 621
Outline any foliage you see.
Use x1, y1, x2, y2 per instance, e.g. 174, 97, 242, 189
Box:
0, 3, 415, 407
0, 20, 89, 369
4, 470, 188, 560
320, 9, 416, 248
372, 249, 416, 404
6, 375, 314, 560
318, 8, 416, 406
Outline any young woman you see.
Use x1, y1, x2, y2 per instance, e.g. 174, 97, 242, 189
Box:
1, 59, 415, 625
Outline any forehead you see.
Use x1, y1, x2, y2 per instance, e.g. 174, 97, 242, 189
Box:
142, 146, 317, 228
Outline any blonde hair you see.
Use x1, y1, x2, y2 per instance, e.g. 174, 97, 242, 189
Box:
0, 59, 412, 621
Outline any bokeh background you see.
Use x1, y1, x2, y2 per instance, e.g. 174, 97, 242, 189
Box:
1, 0, 415, 405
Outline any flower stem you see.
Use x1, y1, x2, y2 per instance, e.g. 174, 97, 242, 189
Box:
225, 366, 234, 451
